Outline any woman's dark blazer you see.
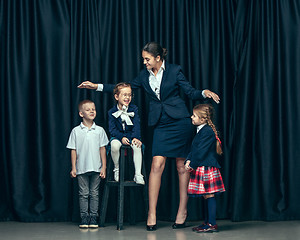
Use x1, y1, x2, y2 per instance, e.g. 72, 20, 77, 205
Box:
108, 104, 141, 141
103, 62, 205, 126
186, 124, 221, 169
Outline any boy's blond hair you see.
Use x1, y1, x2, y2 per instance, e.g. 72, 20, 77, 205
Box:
78, 99, 95, 111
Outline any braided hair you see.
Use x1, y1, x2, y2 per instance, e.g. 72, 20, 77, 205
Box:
193, 104, 223, 155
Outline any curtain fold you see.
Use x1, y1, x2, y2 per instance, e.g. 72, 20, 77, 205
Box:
0, 0, 299, 222
230, 0, 300, 221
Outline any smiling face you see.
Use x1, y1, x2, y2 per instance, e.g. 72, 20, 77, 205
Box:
79, 102, 96, 121
191, 110, 206, 126
142, 50, 161, 71
114, 87, 132, 108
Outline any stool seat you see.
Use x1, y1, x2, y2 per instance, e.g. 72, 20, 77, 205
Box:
99, 145, 148, 230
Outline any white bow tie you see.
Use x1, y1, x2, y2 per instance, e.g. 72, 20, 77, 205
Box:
112, 106, 135, 125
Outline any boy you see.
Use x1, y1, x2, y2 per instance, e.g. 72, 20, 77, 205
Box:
67, 100, 109, 228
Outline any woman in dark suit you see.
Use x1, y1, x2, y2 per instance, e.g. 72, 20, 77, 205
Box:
78, 42, 220, 230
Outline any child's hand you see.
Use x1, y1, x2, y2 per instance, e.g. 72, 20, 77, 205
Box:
70, 169, 77, 178
122, 137, 130, 145
185, 160, 193, 172
100, 168, 106, 179
131, 138, 142, 148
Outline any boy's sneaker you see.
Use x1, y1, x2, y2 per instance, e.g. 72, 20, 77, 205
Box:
196, 223, 218, 233
79, 216, 89, 229
192, 222, 207, 231
134, 175, 145, 185
113, 168, 119, 182
89, 216, 98, 228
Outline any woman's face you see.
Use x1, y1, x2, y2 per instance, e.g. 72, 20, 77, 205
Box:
142, 50, 161, 70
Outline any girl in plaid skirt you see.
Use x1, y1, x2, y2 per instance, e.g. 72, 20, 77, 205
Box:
185, 104, 225, 233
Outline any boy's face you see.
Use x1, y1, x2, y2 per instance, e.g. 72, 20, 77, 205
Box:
191, 110, 206, 126
115, 87, 132, 107
79, 102, 96, 121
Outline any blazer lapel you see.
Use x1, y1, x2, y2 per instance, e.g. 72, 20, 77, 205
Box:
141, 68, 160, 99
112, 105, 123, 126
159, 62, 169, 100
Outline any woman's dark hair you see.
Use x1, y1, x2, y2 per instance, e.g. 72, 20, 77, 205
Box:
142, 42, 168, 60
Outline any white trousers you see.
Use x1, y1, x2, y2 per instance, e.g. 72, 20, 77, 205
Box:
110, 139, 143, 176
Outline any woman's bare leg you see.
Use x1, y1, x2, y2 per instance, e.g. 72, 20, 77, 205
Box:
147, 156, 166, 226
175, 157, 190, 224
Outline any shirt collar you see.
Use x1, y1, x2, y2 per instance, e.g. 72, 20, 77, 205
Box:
197, 123, 207, 133
80, 122, 96, 130
147, 60, 166, 74
161, 60, 166, 70
117, 104, 128, 111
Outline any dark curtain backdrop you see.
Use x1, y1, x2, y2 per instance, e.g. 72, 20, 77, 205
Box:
1, 0, 299, 222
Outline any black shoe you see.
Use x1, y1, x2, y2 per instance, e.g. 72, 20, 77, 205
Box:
172, 222, 186, 229
89, 216, 98, 228
79, 216, 89, 229
146, 224, 157, 231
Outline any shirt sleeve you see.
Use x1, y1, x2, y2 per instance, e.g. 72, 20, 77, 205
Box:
96, 84, 104, 91
66, 129, 76, 149
99, 128, 109, 147
176, 69, 204, 100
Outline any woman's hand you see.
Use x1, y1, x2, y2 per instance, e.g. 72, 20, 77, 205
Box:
131, 138, 142, 148
203, 90, 220, 104
77, 81, 98, 90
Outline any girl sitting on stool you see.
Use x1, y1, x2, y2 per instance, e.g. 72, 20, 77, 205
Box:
108, 82, 145, 185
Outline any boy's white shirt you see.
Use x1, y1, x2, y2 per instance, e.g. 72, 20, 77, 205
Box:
66, 122, 109, 175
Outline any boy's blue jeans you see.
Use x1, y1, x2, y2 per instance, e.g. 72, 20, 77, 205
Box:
77, 172, 101, 218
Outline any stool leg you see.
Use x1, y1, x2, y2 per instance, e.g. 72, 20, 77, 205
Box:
129, 188, 136, 225
117, 147, 125, 230
99, 183, 110, 227
141, 152, 149, 216
128, 148, 136, 225
99, 153, 113, 227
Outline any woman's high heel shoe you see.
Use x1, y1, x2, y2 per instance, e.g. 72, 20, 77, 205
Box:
172, 213, 188, 229
146, 224, 157, 231
172, 222, 186, 229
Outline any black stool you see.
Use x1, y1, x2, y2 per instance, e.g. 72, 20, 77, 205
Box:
100, 145, 148, 230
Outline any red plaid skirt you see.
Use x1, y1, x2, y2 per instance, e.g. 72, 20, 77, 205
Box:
188, 166, 225, 196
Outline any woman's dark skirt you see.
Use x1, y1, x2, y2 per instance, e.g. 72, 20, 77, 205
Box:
152, 112, 194, 158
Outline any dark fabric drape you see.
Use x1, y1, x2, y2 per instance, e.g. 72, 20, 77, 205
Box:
230, 0, 300, 221
1, 0, 299, 222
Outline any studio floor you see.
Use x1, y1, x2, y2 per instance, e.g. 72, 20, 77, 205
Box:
0, 220, 299, 240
